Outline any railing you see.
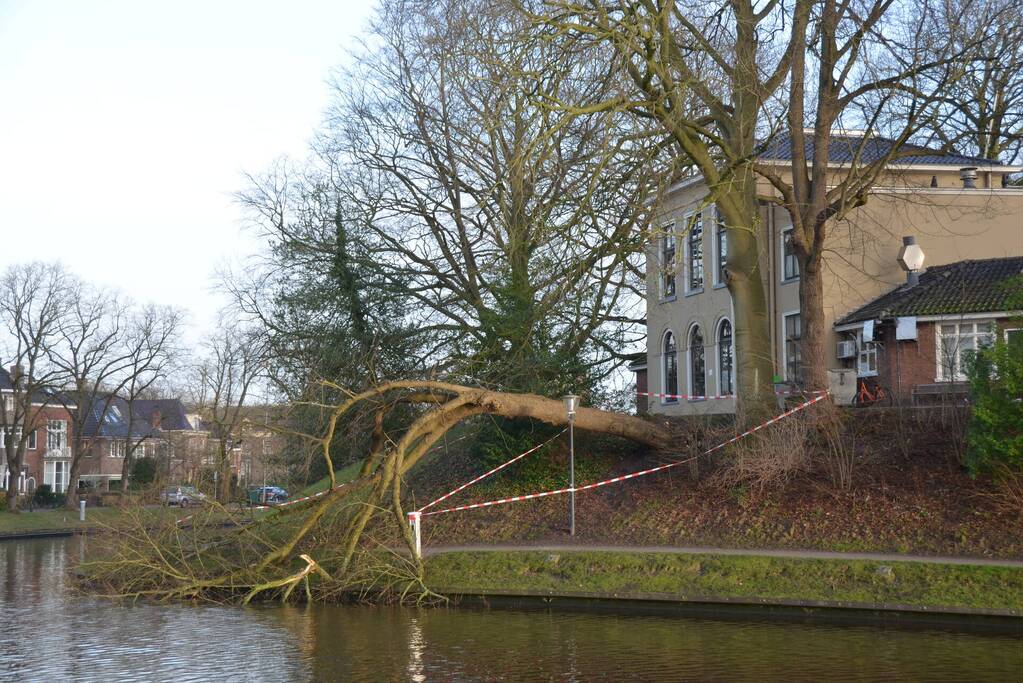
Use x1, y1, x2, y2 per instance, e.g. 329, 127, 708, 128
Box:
43, 447, 71, 459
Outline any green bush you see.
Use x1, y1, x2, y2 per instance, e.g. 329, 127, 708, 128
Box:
965, 337, 1023, 475
31, 484, 65, 508
130, 457, 158, 488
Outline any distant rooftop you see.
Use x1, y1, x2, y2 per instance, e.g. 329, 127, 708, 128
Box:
758, 133, 1009, 168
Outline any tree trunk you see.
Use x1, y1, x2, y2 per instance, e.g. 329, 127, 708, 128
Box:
798, 253, 828, 392
65, 458, 81, 509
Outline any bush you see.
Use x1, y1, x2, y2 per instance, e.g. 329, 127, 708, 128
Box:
965, 338, 1023, 475
32, 484, 65, 508
130, 457, 158, 488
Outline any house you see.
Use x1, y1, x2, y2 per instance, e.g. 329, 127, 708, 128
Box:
638, 133, 1023, 414
76, 394, 161, 490
0, 367, 75, 494
132, 399, 209, 483
834, 256, 1023, 403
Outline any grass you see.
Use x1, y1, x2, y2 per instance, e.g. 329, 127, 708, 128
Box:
0, 506, 178, 536
425, 550, 1023, 612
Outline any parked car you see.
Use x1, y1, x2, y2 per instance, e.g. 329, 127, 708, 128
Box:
160, 485, 207, 508
248, 486, 289, 505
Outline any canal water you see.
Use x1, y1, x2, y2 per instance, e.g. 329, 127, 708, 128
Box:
2, 537, 1022, 682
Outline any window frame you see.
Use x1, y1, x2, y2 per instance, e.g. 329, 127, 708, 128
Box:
683, 212, 704, 294
716, 317, 735, 397
662, 330, 679, 404
781, 227, 800, 283
109, 440, 126, 458
936, 320, 995, 381
713, 206, 727, 287
856, 329, 879, 377
782, 311, 802, 382
47, 419, 67, 452
687, 323, 707, 400
659, 222, 677, 300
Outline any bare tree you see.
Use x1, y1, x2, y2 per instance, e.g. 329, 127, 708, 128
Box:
118, 305, 184, 483
930, 0, 1023, 164
0, 263, 71, 511
312, 0, 661, 398
755, 0, 968, 390
191, 319, 267, 502
534, 0, 805, 418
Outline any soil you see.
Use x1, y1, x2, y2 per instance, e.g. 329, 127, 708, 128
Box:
405, 407, 1023, 560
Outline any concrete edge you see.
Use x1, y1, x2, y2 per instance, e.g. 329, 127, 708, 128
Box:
0, 529, 79, 541
433, 587, 1023, 630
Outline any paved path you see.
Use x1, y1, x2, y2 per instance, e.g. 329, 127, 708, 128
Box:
422, 543, 1023, 568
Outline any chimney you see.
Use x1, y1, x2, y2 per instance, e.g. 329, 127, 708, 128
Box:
960, 167, 978, 189
897, 236, 926, 288
152, 410, 162, 429
8, 365, 24, 390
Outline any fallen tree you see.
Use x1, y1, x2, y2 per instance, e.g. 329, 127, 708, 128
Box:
80, 381, 672, 604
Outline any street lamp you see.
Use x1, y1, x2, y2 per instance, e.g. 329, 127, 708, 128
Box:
563, 394, 579, 536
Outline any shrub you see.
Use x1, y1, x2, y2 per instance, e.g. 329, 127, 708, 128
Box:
130, 457, 158, 488
965, 338, 1023, 475
33, 484, 57, 507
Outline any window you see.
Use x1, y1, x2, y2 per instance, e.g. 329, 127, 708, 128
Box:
47, 420, 67, 452
44, 460, 68, 493
857, 330, 878, 376
660, 225, 677, 298
688, 325, 706, 398
27, 429, 36, 450
110, 440, 126, 458
782, 228, 799, 281
1006, 328, 1023, 352
685, 213, 704, 292
938, 321, 995, 381
784, 313, 802, 381
714, 207, 727, 285
662, 331, 679, 403
717, 319, 734, 396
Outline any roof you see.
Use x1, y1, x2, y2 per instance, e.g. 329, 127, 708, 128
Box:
625, 351, 647, 370
837, 257, 1023, 325
0, 367, 61, 404
132, 399, 195, 431
758, 133, 1006, 168
78, 395, 160, 440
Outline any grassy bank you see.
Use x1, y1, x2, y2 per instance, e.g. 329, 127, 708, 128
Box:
425, 550, 1023, 613
0, 506, 141, 536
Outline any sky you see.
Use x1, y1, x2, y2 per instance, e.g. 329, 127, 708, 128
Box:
0, 0, 376, 343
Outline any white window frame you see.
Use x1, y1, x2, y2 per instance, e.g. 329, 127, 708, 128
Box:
856, 330, 878, 377
686, 323, 706, 400
661, 329, 679, 404
716, 317, 735, 397
782, 311, 802, 382
683, 212, 704, 294
936, 320, 995, 382
780, 227, 799, 283
713, 205, 727, 287
110, 440, 126, 458
659, 222, 677, 300
44, 460, 68, 493
47, 419, 67, 452
1004, 328, 1022, 345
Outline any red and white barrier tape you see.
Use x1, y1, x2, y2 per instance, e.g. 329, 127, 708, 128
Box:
638, 389, 827, 400
419, 392, 829, 518
416, 429, 566, 514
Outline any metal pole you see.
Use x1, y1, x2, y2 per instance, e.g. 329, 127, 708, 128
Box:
569, 413, 575, 536
79, 499, 86, 522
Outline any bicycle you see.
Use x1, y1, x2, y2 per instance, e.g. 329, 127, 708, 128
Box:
851, 378, 893, 407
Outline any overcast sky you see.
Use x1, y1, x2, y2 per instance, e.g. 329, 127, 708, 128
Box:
0, 0, 375, 342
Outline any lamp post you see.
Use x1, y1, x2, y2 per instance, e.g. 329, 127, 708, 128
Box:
563, 395, 579, 536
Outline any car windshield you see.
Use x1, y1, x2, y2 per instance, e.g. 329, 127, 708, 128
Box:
181, 486, 199, 494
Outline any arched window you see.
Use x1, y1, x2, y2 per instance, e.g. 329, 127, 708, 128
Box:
718, 319, 734, 396
662, 331, 678, 403
689, 325, 706, 398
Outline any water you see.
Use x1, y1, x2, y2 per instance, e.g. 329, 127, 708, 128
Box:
2, 537, 1022, 682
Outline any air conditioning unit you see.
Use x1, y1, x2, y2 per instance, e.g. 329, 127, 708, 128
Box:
836, 340, 857, 359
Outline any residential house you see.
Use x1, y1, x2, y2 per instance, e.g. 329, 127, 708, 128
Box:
638, 133, 1023, 414
76, 395, 161, 490
0, 367, 75, 494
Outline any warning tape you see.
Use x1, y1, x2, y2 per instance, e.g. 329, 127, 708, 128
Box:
419, 392, 829, 518
416, 429, 566, 514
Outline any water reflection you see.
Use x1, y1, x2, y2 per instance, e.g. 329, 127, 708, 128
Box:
1, 537, 1021, 682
